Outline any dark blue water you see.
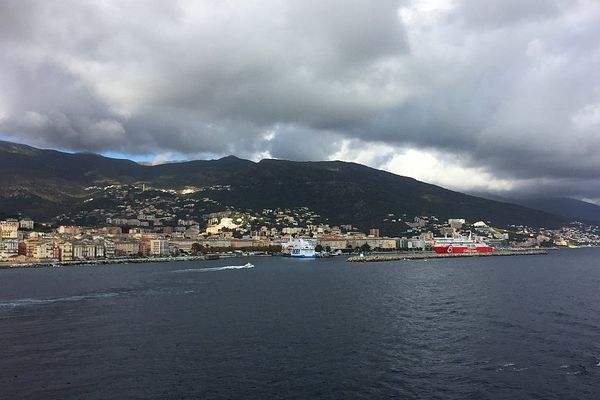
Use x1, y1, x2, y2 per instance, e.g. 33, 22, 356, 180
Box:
1, 249, 600, 399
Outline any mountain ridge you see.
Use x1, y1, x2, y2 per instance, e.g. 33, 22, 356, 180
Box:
514, 197, 600, 225
0, 140, 568, 233
469, 189, 600, 225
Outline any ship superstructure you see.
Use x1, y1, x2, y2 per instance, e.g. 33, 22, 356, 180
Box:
281, 238, 317, 258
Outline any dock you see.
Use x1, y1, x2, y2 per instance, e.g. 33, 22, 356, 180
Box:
346, 249, 549, 262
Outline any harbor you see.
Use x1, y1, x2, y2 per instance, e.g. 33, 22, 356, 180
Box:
347, 249, 550, 262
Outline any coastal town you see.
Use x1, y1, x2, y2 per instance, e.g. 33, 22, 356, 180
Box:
2, 184, 600, 266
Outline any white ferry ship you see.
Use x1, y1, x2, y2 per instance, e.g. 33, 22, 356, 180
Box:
281, 238, 317, 258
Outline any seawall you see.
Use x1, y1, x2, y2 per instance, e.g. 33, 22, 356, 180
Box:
347, 249, 549, 262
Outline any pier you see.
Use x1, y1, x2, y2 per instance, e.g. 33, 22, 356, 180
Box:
346, 249, 549, 262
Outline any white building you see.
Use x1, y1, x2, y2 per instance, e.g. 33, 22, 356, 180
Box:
32, 241, 54, 260
0, 219, 19, 239
84, 243, 96, 259
104, 240, 116, 258
72, 242, 85, 259
205, 217, 239, 234
0, 239, 18, 259
448, 219, 466, 230
59, 242, 74, 262
150, 238, 169, 256
19, 218, 34, 230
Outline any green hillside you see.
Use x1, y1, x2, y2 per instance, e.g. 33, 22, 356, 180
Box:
0, 140, 568, 233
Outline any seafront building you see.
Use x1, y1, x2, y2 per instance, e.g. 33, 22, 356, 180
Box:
150, 238, 169, 256
0, 238, 18, 259
0, 215, 598, 264
0, 219, 19, 239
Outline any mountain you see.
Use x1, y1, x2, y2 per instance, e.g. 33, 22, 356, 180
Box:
467, 191, 515, 204
469, 189, 600, 225
0, 140, 568, 233
513, 197, 600, 225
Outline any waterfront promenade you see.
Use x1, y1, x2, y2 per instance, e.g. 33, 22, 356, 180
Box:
0, 253, 269, 269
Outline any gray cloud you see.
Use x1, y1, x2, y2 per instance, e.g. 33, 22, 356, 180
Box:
455, 0, 575, 28
0, 0, 599, 200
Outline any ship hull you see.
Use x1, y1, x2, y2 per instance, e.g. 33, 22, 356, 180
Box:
282, 253, 317, 258
432, 245, 493, 254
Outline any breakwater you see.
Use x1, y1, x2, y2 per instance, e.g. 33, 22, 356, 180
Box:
347, 249, 549, 262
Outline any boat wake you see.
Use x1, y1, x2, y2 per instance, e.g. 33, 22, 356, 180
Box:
0, 292, 120, 309
172, 263, 255, 273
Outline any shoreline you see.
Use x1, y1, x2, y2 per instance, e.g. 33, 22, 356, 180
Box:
347, 249, 550, 262
0, 253, 273, 269
0, 247, 573, 268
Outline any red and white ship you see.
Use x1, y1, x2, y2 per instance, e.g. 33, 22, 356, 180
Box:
432, 233, 493, 254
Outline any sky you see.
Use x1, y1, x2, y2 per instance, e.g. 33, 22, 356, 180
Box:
1, 0, 599, 201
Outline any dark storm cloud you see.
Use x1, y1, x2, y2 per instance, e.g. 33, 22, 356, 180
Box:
0, 0, 407, 155
0, 0, 599, 199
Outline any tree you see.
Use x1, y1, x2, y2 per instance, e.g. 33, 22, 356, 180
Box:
191, 242, 205, 254
360, 243, 371, 253
315, 244, 324, 252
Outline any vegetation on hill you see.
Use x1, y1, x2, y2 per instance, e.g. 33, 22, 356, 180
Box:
0, 140, 568, 233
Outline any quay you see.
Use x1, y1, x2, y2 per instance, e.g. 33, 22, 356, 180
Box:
347, 249, 549, 262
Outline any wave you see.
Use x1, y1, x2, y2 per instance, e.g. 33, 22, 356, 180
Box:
495, 362, 529, 372
560, 364, 589, 376
1, 264, 256, 309
172, 263, 255, 273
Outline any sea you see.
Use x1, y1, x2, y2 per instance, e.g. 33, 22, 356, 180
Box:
1, 249, 600, 399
